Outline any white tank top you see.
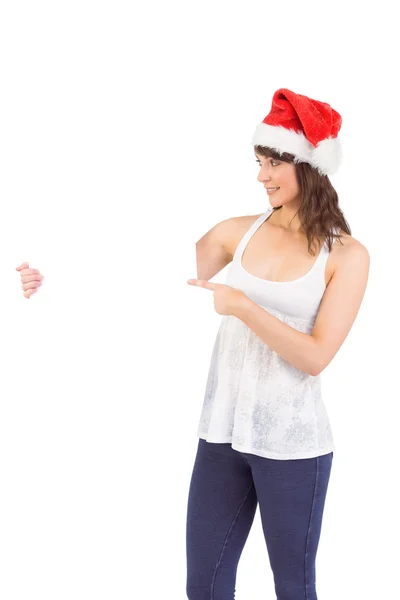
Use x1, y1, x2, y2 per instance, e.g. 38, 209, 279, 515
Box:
197, 207, 335, 460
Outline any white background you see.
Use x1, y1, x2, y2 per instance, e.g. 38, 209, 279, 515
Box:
0, 1, 398, 599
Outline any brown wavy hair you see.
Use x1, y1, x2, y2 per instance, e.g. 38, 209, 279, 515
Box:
254, 145, 352, 255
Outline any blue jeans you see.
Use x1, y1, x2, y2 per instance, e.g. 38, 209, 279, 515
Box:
186, 439, 333, 600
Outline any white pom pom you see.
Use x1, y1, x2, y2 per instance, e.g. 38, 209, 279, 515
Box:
311, 137, 342, 175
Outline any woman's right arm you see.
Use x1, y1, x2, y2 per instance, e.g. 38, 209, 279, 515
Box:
195, 218, 236, 281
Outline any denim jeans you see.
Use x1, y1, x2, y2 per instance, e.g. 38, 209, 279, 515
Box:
186, 438, 333, 600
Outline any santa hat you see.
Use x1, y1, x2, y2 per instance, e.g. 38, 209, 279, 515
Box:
252, 88, 342, 175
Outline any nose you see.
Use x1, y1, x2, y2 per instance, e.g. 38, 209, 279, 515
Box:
257, 167, 272, 183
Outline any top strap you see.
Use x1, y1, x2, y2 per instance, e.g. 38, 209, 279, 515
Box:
233, 208, 273, 262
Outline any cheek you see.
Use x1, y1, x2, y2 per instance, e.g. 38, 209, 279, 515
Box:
277, 171, 297, 189
277, 169, 300, 197
284, 169, 299, 191
291, 176, 300, 192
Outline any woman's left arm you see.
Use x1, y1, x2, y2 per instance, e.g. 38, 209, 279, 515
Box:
233, 242, 370, 376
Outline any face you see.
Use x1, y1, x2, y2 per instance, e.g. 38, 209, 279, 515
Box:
255, 152, 301, 208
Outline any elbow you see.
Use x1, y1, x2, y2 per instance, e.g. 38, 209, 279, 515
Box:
309, 366, 321, 377
310, 356, 331, 377
310, 367, 322, 377
308, 340, 331, 376
309, 358, 326, 377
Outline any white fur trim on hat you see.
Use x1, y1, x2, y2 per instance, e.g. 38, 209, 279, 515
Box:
310, 137, 342, 175
252, 122, 341, 175
252, 123, 314, 163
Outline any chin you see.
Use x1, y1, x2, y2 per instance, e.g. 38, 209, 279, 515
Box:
269, 196, 284, 207
271, 195, 297, 208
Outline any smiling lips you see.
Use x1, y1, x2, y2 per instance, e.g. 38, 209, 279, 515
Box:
265, 187, 280, 194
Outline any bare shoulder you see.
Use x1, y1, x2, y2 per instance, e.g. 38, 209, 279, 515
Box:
196, 213, 261, 258
223, 213, 263, 257
329, 232, 370, 283
332, 232, 370, 263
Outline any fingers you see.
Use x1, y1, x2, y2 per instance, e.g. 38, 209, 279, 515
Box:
15, 262, 30, 271
17, 263, 44, 298
15, 262, 28, 271
21, 279, 42, 290
20, 271, 42, 284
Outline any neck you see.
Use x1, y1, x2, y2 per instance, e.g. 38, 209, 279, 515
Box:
272, 203, 303, 234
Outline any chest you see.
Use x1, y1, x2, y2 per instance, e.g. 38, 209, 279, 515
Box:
238, 222, 334, 286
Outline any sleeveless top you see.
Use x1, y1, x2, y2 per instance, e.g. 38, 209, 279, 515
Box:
197, 207, 335, 460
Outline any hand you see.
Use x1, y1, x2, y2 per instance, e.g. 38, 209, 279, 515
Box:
187, 278, 247, 316
15, 262, 44, 299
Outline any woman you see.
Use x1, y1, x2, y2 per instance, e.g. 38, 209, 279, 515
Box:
15, 262, 43, 298
186, 88, 370, 600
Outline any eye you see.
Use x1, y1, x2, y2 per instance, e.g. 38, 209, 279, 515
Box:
255, 158, 280, 167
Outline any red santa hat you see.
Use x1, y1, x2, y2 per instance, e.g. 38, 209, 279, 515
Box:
252, 88, 342, 175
